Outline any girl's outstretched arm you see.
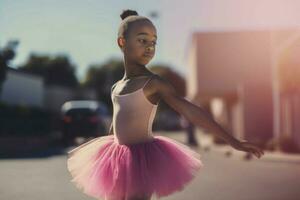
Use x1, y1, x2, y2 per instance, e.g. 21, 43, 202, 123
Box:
151, 75, 264, 158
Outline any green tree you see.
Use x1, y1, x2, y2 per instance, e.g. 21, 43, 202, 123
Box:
83, 58, 124, 111
18, 54, 79, 88
0, 40, 19, 97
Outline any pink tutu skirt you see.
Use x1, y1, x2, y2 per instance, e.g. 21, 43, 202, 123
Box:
67, 135, 204, 199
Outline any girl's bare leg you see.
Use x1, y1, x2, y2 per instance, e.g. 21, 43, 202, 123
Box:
127, 194, 152, 200
105, 194, 152, 200
104, 195, 123, 200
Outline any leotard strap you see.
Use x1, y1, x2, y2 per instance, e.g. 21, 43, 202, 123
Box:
141, 74, 156, 89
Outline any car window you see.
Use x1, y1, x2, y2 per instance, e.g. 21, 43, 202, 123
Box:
65, 108, 96, 117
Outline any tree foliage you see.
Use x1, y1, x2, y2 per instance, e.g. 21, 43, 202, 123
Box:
0, 40, 19, 96
18, 53, 79, 88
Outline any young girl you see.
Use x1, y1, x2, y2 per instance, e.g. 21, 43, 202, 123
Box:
67, 9, 264, 200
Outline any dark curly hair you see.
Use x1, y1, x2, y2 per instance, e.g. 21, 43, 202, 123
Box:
120, 9, 138, 20
118, 9, 154, 39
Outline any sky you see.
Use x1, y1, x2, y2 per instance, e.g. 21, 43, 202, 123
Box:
1, 0, 300, 81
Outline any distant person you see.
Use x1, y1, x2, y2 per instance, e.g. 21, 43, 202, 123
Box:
180, 115, 199, 146
66, 9, 264, 200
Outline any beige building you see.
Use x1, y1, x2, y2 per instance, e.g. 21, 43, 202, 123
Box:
186, 28, 300, 148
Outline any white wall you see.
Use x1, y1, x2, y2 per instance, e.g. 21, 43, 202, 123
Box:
0, 70, 44, 108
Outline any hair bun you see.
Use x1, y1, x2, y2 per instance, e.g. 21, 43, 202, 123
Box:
120, 9, 138, 20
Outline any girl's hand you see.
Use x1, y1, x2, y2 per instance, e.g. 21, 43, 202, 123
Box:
234, 141, 265, 158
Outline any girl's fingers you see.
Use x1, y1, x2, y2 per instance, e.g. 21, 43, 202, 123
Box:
258, 148, 264, 156
260, 150, 264, 156
245, 144, 264, 158
243, 143, 264, 158
253, 145, 264, 157
251, 149, 261, 158
257, 149, 262, 157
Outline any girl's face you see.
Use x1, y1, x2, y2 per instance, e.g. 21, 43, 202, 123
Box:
119, 21, 157, 65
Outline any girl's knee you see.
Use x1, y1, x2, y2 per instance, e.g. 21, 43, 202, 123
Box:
127, 195, 151, 200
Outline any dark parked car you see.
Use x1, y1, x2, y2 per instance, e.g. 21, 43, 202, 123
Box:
60, 100, 109, 146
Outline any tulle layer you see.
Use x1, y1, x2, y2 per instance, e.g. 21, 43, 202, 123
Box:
67, 135, 204, 199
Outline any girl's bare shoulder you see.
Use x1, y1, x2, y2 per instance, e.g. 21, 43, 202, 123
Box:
150, 74, 177, 96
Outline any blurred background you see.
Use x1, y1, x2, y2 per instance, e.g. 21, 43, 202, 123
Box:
1, 0, 300, 200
